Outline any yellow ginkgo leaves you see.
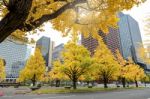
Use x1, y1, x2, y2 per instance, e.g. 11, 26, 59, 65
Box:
17, 48, 46, 86
0, 58, 6, 82
0, 0, 145, 42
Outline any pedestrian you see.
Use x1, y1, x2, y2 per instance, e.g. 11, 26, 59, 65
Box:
0, 91, 4, 96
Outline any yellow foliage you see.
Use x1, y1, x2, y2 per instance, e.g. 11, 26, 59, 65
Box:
115, 53, 145, 82
51, 38, 93, 83
93, 37, 121, 81
40, 72, 50, 82
0, 58, 6, 82
51, 0, 145, 38
49, 60, 68, 80
138, 46, 150, 64
115, 49, 126, 66
123, 63, 145, 82
143, 74, 150, 82
17, 48, 46, 83
0, 0, 145, 42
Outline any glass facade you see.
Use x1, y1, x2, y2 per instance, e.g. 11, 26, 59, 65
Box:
36, 36, 54, 67
11, 61, 25, 78
52, 43, 64, 61
118, 13, 143, 62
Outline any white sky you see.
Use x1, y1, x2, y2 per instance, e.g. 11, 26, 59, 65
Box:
123, 0, 150, 46
34, 0, 150, 47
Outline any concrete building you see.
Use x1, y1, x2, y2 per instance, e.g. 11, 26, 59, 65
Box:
81, 34, 99, 56
81, 27, 121, 56
0, 39, 29, 81
99, 28, 121, 55
36, 36, 54, 68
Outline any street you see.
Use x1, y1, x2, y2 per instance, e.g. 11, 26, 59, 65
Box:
1, 88, 150, 99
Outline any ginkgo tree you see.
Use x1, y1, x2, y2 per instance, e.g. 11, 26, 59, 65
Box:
93, 37, 121, 88
0, 0, 145, 43
17, 48, 46, 86
123, 62, 145, 87
79, 68, 96, 84
51, 37, 93, 89
0, 58, 6, 82
115, 49, 128, 88
49, 60, 66, 87
138, 45, 150, 64
115, 51, 146, 88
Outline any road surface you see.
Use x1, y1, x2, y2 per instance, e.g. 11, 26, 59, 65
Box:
1, 88, 150, 99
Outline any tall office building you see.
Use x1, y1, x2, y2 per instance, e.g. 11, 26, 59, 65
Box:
36, 36, 54, 68
118, 13, 143, 64
10, 45, 33, 79
52, 43, 64, 61
82, 27, 121, 56
99, 28, 121, 55
0, 38, 29, 81
82, 13, 143, 67
81, 34, 99, 56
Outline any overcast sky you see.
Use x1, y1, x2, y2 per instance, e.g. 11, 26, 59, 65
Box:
34, 0, 150, 47
124, 0, 150, 46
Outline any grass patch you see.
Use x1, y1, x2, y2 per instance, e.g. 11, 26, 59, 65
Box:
31, 87, 127, 94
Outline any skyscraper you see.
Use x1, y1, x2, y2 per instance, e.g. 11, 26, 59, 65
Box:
81, 34, 99, 56
0, 38, 28, 81
52, 43, 64, 61
82, 28, 121, 56
36, 36, 54, 68
99, 28, 121, 55
82, 13, 143, 66
118, 13, 143, 63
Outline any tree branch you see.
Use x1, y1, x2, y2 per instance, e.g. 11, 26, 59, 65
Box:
2, 0, 9, 7
0, 0, 87, 43
0, 0, 33, 43
22, 0, 87, 31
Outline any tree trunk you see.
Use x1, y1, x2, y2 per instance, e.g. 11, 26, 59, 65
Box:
135, 80, 138, 87
73, 80, 77, 89
103, 76, 108, 88
55, 80, 60, 87
72, 75, 77, 89
87, 81, 89, 86
127, 82, 129, 87
0, 0, 87, 43
0, 0, 33, 43
121, 77, 126, 88
32, 74, 36, 86
145, 82, 147, 87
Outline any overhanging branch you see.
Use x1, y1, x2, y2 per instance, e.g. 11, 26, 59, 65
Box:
23, 0, 87, 31
0, 0, 87, 43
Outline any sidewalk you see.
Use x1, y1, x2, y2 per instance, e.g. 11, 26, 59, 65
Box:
0, 86, 31, 96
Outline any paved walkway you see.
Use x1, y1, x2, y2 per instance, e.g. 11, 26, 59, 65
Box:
0, 87, 31, 96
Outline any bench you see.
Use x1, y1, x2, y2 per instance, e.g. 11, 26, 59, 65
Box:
64, 86, 71, 89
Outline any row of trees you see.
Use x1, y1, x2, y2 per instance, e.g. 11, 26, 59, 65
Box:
0, 58, 6, 82
17, 36, 147, 89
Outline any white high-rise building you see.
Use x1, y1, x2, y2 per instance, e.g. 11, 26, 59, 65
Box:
0, 39, 31, 81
